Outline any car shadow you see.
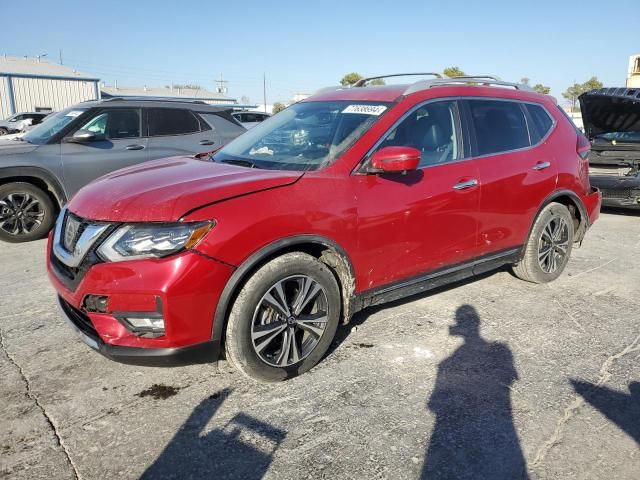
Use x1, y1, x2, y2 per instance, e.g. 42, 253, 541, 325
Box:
327, 267, 507, 356
141, 388, 286, 480
421, 305, 529, 479
571, 379, 639, 444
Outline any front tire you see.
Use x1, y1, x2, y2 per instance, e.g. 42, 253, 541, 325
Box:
225, 252, 341, 382
513, 202, 574, 283
0, 182, 56, 243
0, 127, 8, 136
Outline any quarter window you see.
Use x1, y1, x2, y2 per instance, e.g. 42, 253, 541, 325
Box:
78, 109, 141, 139
526, 104, 554, 143
148, 108, 200, 136
468, 100, 530, 156
377, 100, 460, 167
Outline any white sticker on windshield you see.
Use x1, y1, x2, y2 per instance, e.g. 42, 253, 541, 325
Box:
65, 110, 84, 118
342, 105, 387, 116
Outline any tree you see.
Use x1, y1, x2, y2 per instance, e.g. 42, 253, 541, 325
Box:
369, 78, 386, 86
443, 66, 466, 78
340, 72, 363, 86
272, 102, 286, 114
533, 83, 551, 95
170, 83, 201, 90
520, 77, 530, 86
562, 76, 603, 111
240, 95, 251, 105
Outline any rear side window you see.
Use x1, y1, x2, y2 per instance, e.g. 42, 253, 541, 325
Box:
200, 113, 246, 137
526, 104, 554, 143
148, 108, 200, 136
468, 100, 530, 156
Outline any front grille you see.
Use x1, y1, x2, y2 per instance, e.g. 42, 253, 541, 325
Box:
59, 296, 100, 342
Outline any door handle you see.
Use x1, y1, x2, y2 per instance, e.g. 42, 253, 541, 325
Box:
125, 144, 145, 151
453, 179, 479, 190
532, 161, 551, 170
199, 140, 215, 146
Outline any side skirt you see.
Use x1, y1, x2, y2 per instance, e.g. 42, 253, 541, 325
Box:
352, 247, 522, 312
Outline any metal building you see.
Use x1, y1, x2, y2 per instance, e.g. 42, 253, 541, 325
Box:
100, 84, 237, 106
0, 56, 100, 119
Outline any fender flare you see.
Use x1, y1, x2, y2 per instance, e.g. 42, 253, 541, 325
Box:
524, 189, 589, 252
0, 166, 67, 206
211, 234, 355, 345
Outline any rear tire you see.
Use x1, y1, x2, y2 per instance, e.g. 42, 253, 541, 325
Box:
512, 202, 574, 283
225, 252, 341, 382
0, 182, 56, 243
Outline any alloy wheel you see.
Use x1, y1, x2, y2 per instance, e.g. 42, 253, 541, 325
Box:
251, 275, 329, 367
0, 193, 45, 236
537, 215, 570, 274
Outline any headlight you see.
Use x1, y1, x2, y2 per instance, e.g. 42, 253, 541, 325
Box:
97, 222, 213, 262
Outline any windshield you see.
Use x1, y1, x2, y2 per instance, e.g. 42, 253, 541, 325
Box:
594, 131, 640, 143
23, 107, 88, 145
213, 101, 391, 171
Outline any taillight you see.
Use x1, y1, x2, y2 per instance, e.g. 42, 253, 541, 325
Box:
576, 134, 590, 160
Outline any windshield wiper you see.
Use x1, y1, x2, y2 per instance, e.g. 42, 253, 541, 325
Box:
220, 159, 258, 168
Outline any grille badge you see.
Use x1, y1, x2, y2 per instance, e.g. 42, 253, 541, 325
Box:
63, 215, 81, 252
52, 208, 110, 268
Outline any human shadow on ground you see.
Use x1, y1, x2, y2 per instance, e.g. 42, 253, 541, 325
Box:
421, 305, 528, 480
141, 388, 286, 480
572, 379, 639, 444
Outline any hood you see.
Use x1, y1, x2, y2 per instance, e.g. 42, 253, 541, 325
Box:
69, 156, 303, 222
0, 141, 38, 155
579, 88, 640, 140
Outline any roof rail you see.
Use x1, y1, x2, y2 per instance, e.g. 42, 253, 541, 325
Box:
100, 96, 209, 104
403, 76, 534, 95
353, 72, 443, 87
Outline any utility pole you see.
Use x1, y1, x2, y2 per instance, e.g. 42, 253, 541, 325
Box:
263, 73, 267, 113
215, 73, 228, 95
59, 49, 63, 65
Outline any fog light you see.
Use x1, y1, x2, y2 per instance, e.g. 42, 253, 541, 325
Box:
83, 295, 109, 313
119, 314, 165, 338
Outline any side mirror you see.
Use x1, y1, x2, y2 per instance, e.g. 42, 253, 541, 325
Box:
69, 129, 99, 143
369, 146, 421, 173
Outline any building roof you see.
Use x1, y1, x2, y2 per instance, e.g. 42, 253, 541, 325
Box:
101, 85, 237, 103
0, 55, 99, 81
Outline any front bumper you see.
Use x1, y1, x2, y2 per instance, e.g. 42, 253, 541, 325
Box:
589, 175, 640, 209
48, 235, 235, 366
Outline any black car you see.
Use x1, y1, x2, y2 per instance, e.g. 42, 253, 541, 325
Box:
579, 88, 640, 209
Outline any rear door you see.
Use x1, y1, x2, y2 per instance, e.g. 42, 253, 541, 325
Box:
61, 107, 148, 196
146, 108, 219, 159
463, 99, 558, 255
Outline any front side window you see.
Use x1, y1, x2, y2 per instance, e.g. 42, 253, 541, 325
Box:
468, 100, 530, 156
23, 107, 89, 145
148, 108, 200, 136
78, 109, 140, 139
376, 100, 460, 167
214, 101, 391, 171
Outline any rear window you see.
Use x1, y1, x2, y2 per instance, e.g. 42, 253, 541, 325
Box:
148, 108, 200, 136
468, 100, 530, 156
526, 104, 554, 143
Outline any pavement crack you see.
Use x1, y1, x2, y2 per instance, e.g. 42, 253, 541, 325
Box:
0, 326, 81, 479
531, 333, 640, 468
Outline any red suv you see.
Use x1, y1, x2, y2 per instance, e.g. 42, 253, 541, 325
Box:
47, 74, 601, 382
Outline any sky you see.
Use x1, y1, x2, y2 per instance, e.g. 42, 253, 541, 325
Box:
2, 0, 639, 106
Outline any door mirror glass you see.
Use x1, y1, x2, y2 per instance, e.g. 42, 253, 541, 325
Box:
370, 146, 421, 173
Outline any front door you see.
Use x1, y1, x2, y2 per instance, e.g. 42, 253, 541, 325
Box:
353, 100, 482, 291
61, 108, 148, 196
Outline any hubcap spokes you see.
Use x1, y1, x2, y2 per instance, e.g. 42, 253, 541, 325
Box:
251, 275, 328, 367
0, 193, 43, 236
538, 216, 569, 273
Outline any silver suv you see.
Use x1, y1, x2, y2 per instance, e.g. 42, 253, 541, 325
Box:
0, 98, 246, 242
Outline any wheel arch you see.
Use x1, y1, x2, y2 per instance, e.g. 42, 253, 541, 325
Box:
211, 235, 356, 349
525, 189, 589, 252
0, 167, 67, 209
